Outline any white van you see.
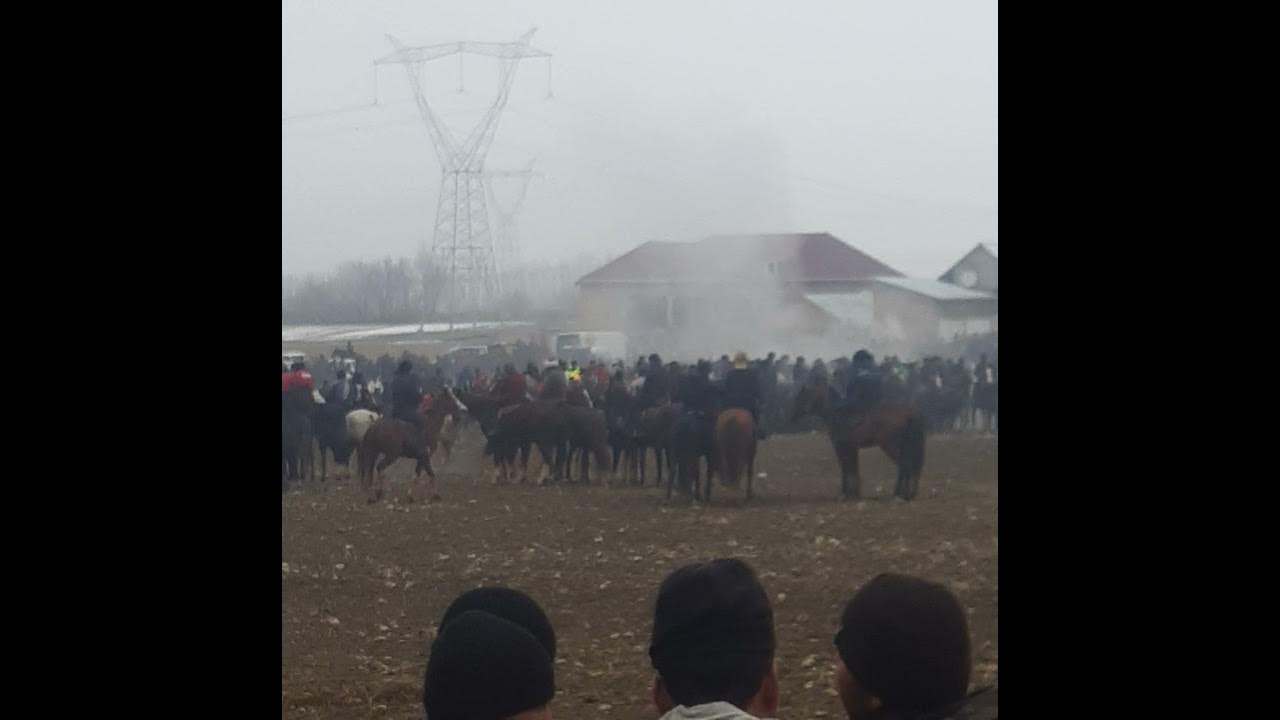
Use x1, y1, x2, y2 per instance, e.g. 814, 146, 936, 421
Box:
555, 331, 628, 362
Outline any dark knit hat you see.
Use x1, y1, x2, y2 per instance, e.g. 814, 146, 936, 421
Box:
423, 610, 554, 720
835, 574, 971, 714
438, 587, 557, 659
649, 558, 775, 669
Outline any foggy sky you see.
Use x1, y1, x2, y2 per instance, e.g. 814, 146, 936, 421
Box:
282, 0, 997, 279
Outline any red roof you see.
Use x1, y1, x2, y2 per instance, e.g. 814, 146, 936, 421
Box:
577, 233, 903, 286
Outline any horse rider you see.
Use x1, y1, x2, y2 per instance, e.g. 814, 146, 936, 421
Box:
457, 365, 474, 392
541, 362, 568, 402
760, 352, 779, 430
390, 360, 428, 433
722, 351, 765, 439
674, 359, 720, 470
282, 360, 313, 393
323, 370, 352, 406
281, 360, 315, 416
810, 358, 829, 386
639, 353, 670, 410
792, 356, 809, 386
524, 362, 542, 394
494, 363, 529, 412
424, 367, 447, 397
349, 371, 377, 410
846, 349, 884, 415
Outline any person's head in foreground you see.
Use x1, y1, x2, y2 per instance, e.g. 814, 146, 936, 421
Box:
423, 610, 554, 720
648, 558, 779, 720
834, 574, 974, 720
437, 586, 556, 660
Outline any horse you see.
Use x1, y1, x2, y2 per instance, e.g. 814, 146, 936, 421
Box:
973, 379, 998, 432
281, 411, 314, 487
356, 418, 436, 503
281, 386, 315, 487
565, 385, 593, 409
484, 399, 569, 485
312, 402, 355, 482
669, 407, 718, 502
790, 379, 926, 501
631, 402, 675, 487
345, 408, 380, 446
455, 390, 502, 436
561, 405, 612, 485
603, 387, 634, 480
713, 408, 757, 502
355, 387, 467, 503
343, 408, 380, 480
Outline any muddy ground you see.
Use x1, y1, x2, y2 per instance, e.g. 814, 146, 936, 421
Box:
282, 429, 997, 719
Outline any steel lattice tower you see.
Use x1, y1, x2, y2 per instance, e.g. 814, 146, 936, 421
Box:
375, 29, 550, 323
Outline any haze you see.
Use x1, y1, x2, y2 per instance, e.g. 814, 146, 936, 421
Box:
282, 0, 997, 279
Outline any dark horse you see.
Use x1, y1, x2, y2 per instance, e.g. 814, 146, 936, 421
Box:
356, 387, 467, 503
669, 405, 718, 502
631, 403, 676, 487
712, 408, 758, 502
973, 380, 998, 432
312, 401, 355, 482
562, 405, 613, 485
484, 399, 566, 484
282, 387, 314, 487
790, 379, 926, 500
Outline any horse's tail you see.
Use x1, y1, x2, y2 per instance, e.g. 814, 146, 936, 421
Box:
900, 411, 926, 499
717, 411, 750, 487
358, 428, 378, 484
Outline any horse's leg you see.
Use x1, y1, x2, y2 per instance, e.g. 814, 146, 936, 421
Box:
703, 453, 711, 504
665, 449, 675, 501
848, 448, 862, 498
416, 454, 440, 501
832, 440, 852, 498
319, 443, 328, 483
375, 454, 397, 503
581, 444, 591, 485
535, 443, 554, 485
746, 440, 756, 501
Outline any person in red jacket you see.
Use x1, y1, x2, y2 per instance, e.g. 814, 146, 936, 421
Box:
281, 362, 314, 393
494, 363, 528, 408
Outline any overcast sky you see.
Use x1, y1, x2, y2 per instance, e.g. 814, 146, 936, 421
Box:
282, 0, 996, 279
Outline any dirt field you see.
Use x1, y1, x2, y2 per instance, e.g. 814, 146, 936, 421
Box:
282, 430, 997, 719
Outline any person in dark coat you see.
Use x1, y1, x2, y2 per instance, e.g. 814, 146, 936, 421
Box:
639, 353, 670, 409
846, 350, 884, 413
390, 360, 427, 432
792, 356, 809, 386
722, 351, 764, 439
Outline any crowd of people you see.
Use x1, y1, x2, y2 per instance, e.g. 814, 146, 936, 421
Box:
292, 345, 998, 441
421, 561, 996, 720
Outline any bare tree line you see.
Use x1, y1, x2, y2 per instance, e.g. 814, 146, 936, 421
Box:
281, 251, 608, 325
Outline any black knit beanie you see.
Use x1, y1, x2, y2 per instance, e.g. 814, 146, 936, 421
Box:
649, 558, 775, 669
835, 574, 971, 714
423, 610, 554, 720
438, 587, 557, 660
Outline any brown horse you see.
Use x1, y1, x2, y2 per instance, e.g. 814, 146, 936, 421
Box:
484, 399, 568, 485
356, 387, 467, 503
357, 418, 436, 503
713, 408, 757, 502
790, 380, 926, 500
